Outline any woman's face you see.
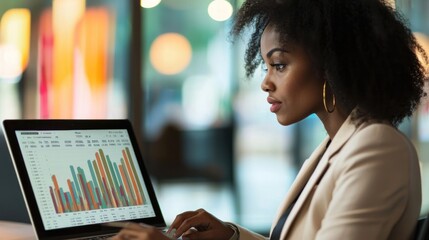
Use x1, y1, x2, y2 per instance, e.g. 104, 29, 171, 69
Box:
260, 24, 324, 125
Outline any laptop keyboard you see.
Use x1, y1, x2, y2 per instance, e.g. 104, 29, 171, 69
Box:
78, 233, 116, 240
76, 232, 181, 240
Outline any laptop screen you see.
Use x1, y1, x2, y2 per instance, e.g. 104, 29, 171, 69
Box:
15, 129, 155, 230
3, 120, 166, 239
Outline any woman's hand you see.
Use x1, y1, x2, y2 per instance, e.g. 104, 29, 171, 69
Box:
110, 222, 171, 240
168, 208, 235, 240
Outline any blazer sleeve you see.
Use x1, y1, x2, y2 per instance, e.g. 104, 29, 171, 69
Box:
315, 125, 421, 240
236, 225, 268, 240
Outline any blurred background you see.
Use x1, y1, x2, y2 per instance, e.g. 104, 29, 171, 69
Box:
0, 0, 428, 236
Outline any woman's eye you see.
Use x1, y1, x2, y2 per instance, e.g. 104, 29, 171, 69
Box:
270, 63, 286, 71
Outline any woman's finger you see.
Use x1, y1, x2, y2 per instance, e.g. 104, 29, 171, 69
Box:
111, 226, 170, 240
168, 210, 201, 233
182, 228, 234, 240
174, 209, 214, 237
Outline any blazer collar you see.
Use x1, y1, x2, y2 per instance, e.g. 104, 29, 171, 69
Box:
277, 115, 359, 238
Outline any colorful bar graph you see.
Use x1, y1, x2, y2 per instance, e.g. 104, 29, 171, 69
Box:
49, 148, 146, 214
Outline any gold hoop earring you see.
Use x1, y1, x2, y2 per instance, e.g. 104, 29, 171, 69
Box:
323, 81, 336, 113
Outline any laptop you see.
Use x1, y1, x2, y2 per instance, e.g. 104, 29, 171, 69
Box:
2, 119, 167, 239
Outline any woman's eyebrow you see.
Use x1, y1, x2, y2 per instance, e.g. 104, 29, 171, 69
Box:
266, 48, 288, 58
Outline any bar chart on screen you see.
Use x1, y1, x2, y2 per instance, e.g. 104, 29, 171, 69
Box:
15, 129, 156, 230
49, 147, 147, 214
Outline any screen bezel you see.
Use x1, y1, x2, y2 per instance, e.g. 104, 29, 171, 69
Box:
2, 119, 166, 240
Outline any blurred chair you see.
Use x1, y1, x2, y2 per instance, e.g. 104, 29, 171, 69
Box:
147, 124, 234, 184
416, 213, 429, 240
0, 132, 30, 223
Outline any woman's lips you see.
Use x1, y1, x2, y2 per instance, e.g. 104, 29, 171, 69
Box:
267, 97, 282, 113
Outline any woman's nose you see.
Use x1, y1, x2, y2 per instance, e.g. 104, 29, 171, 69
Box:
261, 75, 273, 92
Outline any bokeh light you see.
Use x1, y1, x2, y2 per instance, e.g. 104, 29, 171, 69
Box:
140, 0, 161, 8
149, 33, 192, 75
208, 0, 233, 22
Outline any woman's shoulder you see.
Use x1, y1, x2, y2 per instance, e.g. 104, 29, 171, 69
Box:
338, 121, 418, 166
352, 122, 413, 147
329, 121, 420, 192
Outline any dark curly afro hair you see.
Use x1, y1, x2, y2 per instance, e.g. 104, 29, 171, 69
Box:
231, 0, 427, 126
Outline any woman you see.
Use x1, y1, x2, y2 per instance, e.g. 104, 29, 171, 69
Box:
112, 0, 427, 239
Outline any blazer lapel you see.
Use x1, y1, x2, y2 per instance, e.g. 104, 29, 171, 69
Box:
279, 115, 359, 239
270, 136, 330, 234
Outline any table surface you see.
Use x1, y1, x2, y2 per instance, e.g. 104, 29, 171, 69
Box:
0, 221, 36, 240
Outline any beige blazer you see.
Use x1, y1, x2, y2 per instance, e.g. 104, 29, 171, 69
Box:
237, 116, 422, 240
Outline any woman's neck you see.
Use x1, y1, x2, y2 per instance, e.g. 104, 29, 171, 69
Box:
317, 108, 348, 140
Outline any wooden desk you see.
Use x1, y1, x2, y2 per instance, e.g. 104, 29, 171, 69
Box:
0, 221, 36, 240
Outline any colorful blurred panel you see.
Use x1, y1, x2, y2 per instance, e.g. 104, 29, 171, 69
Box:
73, 8, 111, 118
38, 9, 53, 119
1, 0, 131, 120
0, 8, 30, 81
49, 0, 86, 118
